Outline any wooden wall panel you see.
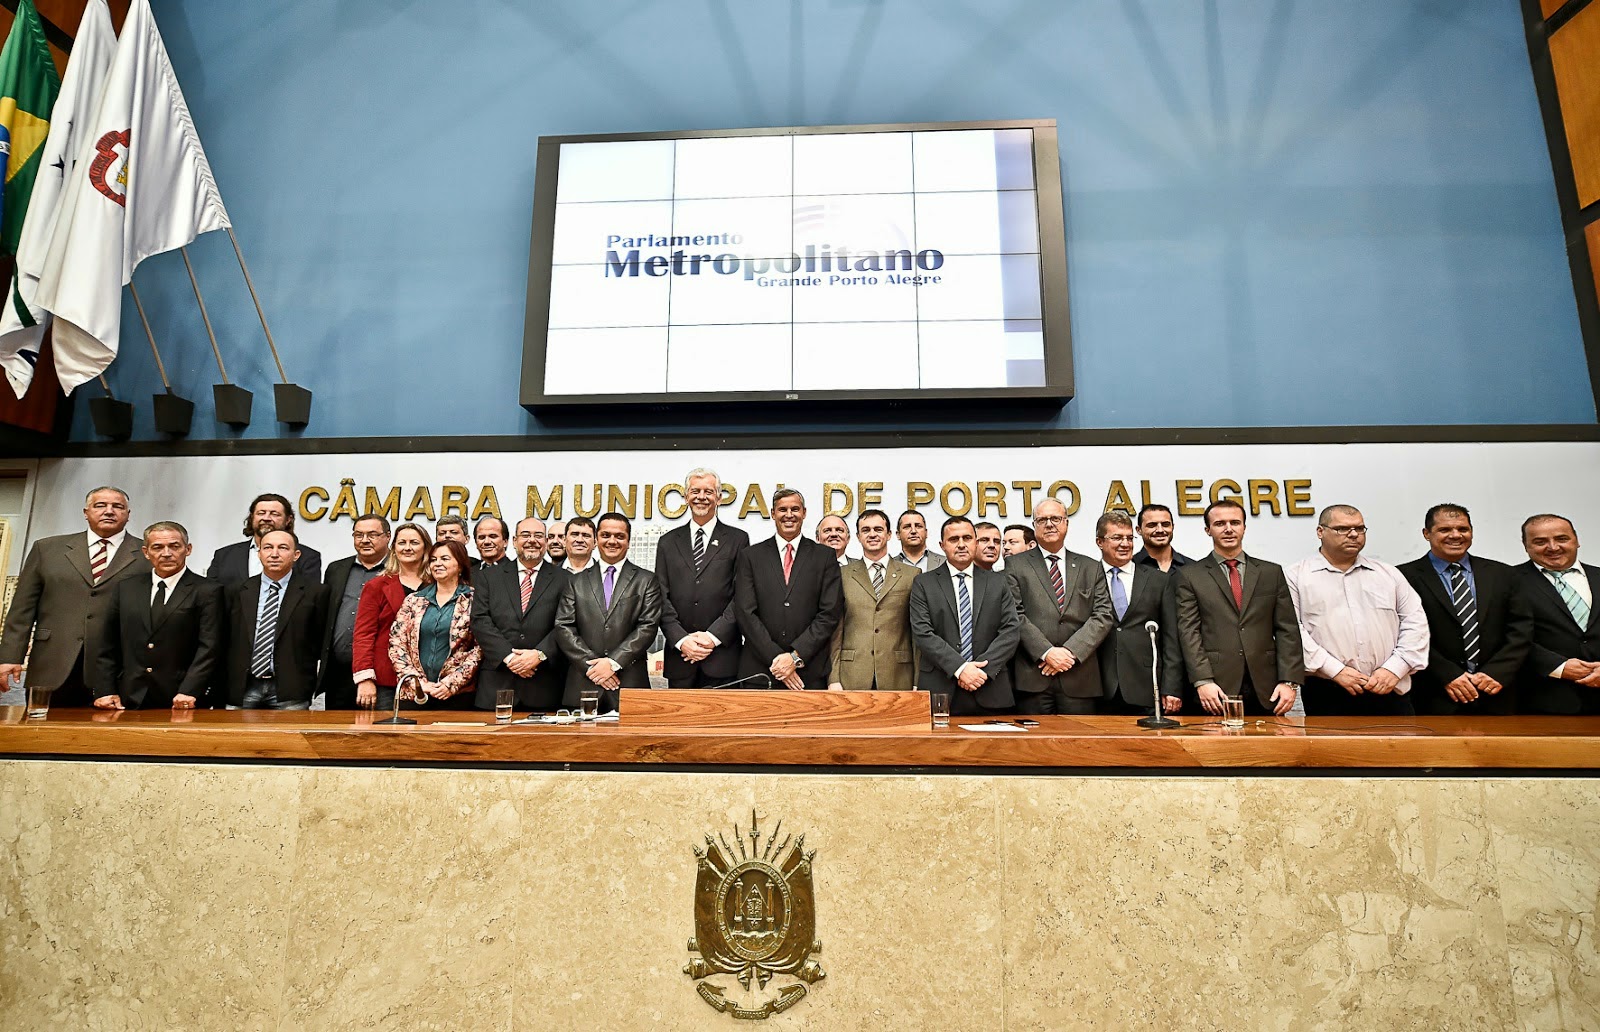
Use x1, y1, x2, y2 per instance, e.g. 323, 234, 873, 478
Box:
1550, 1, 1600, 208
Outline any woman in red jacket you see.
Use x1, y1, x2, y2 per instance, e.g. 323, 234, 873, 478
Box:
352, 522, 431, 710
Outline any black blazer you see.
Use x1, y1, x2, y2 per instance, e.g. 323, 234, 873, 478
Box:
471, 561, 569, 710
1133, 548, 1194, 571
909, 565, 1021, 709
733, 536, 843, 690
222, 573, 326, 706
1096, 566, 1185, 708
208, 539, 323, 586
1398, 554, 1532, 715
1514, 561, 1600, 715
90, 569, 223, 709
554, 559, 662, 706
1173, 553, 1305, 710
656, 520, 749, 684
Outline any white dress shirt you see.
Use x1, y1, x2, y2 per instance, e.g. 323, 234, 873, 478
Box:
944, 562, 981, 679
1286, 552, 1430, 693
150, 568, 185, 605
87, 528, 129, 561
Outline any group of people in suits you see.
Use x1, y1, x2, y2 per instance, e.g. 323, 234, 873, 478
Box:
3, 478, 1598, 720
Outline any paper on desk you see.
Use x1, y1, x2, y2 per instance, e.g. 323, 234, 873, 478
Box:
956, 722, 1028, 732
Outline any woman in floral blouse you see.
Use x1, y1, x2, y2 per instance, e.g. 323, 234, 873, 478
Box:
390, 539, 481, 709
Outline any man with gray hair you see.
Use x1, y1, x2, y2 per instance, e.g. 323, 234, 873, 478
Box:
90, 522, 223, 710
1, 486, 151, 707
1287, 504, 1429, 716
656, 467, 748, 686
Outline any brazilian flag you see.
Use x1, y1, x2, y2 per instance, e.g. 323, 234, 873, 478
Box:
0, 0, 60, 258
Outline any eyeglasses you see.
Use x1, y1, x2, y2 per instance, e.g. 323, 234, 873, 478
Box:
1321, 525, 1366, 537
352, 532, 385, 541
1034, 516, 1067, 526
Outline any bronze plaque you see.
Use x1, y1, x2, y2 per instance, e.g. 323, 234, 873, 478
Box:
685, 809, 824, 1019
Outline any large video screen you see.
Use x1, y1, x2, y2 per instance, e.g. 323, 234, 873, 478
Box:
520, 120, 1071, 407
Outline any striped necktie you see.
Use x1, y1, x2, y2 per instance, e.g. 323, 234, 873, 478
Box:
1046, 554, 1065, 610
870, 561, 885, 597
251, 581, 282, 678
955, 572, 973, 662
1446, 563, 1479, 672
692, 527, 706, 571
90, 538, 109, 584
520, 567, 534, 614
1547, 569, 1591, 629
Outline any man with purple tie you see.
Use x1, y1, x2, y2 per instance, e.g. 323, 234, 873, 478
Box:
554, 512, 662, 712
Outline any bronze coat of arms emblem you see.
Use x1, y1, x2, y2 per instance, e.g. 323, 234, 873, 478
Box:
685, 810, 824, 1019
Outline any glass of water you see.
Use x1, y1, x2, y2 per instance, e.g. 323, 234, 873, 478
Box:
579, 688, 601, 722
495, 688, 514, 724
930, 691, 951, 729
1222, 695, 1245, 729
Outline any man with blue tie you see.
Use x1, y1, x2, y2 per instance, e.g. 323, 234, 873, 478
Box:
1515, 514, 1600, 715
909, 517, 1021, 715
1094, 511, 1184, 716
222, 530, 325, 709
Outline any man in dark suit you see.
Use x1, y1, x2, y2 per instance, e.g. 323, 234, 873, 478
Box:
656, 467, 748, 687
473, 517, 568, 711
554, 512, 662, 710
1514, 513, 1600, 715
1006, 498, 1116, 714
1, 486, 151, 706
318, 514, 391, 708
222, 530, 325, 709
1093, 511, 1184, 715
207, 493, 322, 586
90, 521, 222, 710
1398, 503, 1532, 715
1133, 504, 1194, 572
472, 516, 515, 574
734, 489, 843, 690
910, 517, 1021, 715
1173, 501, 1303, 716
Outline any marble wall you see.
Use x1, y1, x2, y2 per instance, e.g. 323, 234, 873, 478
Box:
0, 762, 1594, 1031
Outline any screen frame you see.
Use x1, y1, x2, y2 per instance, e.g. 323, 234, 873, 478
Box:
519, 118, 1073, 410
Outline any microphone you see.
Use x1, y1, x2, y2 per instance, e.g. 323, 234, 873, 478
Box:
710, 672, 776, 690
1136, 620, 1180, 729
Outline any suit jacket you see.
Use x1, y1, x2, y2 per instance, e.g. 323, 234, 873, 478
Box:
1398, 554, 1532, 715
656, 520, 749, 684
389, 588, 481, 703
829, 557, 916, 692
1174, 552, 1304, 710
1513, 561, 1600, 715
554, 559, 662, 705
894, 551, 946, 573
90, 569, 222, 709
1006, 547, 1116, 699
1096, 565, 1185, 708
222, 573, 326, 706
909, 565, 1022, 709
208, 539, 323, 586
0, 531, 151, 688
471, 561, 569, 710
352, 574, 413, 689
317, 555, 388, 706
734, 536, 843, 690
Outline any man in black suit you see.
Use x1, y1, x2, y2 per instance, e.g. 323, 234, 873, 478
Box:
222, 530, 325, 709
1173, 501, 1303, 716
1093, 511, 1184, 715
472, 516, 515, 573
207, 493, 322, 586
1, 486, 151, 706
544, 521, 568, 568
89, 521, 222, 710
473, 517, 568, 711
910, 516, 1022, 715
1515, 513, 1600, 715
656, 467, 748, 687
318, 514, 391, 709
734, 489, 843, 690
1398, 503, 1532, 715
1132, 504, 1194, 572
554, 512, 662, 710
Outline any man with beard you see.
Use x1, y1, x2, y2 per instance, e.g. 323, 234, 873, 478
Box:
208, 493, 323, 585
544, 521, 568, 568
1133, 504, 1193, 572
474, 517, 569, 711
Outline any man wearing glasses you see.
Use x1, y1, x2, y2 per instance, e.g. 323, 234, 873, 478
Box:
473, 517, 569, 712
318, 514, 391, 708
1286, 504, 1429, 716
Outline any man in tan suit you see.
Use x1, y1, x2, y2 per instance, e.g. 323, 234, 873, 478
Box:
829, 509, 916, 692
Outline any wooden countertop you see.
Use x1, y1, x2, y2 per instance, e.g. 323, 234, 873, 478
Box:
4, 705, 1599, 769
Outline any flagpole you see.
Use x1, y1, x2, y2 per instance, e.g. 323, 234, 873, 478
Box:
178, 244, 229, 383
225, 226, 286, 383
127, 281, 170, 391
98, 374, 114, 396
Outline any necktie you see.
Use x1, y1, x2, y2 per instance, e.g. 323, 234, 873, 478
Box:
783, 543, 794, 585
152, 580, 167, 618
1548, 569, 1591, 629
603, 565, 617, 609
955, 572, 973, 662
870, 561, 884, 597
1225, 558, 1243, 610
1446, 563, 1479, 672
1046, 554, 1066, 610
1109, 566, 1128, 620
90, 538, 109, 584
520, 567, 534, 614
692, 527, 706, 571
251, 581, 281, 678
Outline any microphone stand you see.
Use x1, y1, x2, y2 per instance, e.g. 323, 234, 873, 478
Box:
710, 673, 775, 690
374, 673, 420, 725
1136, 622, 1179, 729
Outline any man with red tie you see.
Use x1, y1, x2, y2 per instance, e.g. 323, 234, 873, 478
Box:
472, 517, 569, 711
734, 489, 843, 690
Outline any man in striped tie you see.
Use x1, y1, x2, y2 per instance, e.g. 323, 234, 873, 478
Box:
1399, 504, 1533, 715
0, 486, 150, 707
1515, 514, 1600, 715
222, 530, 325, 709
909, 517, 1021, 715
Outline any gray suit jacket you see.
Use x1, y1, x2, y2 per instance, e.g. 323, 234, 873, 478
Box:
829, 557, 916, 692
909, 565, 1022, 709
554, 559, 662, 706
1173, 552, 1305, 709
1, 531, 151, 687
1006, 547, 1116, 699
894, 551, 946, 573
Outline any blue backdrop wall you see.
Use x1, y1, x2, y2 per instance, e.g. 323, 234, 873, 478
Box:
81, 0, 1593, 442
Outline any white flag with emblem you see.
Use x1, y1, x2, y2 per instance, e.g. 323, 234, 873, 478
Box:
0, 0, 115, 399
33, 0, 229, 394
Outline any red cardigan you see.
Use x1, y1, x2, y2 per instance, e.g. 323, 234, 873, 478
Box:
352, 574, 413, 688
